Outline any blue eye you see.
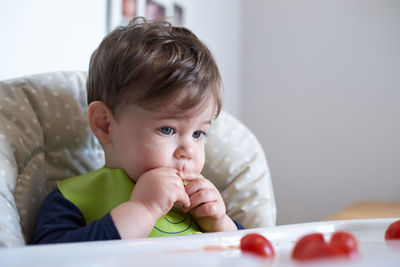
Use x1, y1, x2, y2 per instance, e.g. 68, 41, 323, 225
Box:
193, 130, 206, 139
159, 127, 175, 136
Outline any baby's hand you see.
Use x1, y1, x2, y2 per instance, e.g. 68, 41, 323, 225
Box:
183, 173, 237, 232
130, 167, 191, 220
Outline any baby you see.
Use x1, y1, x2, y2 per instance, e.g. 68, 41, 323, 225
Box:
32, 18, 242, 244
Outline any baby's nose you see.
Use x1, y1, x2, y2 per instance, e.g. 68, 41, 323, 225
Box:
174, 144, 194, 160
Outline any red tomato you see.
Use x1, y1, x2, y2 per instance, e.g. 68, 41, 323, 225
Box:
291, 233, 325, 260
330, 231, 358, 255
292, 232, 357, 261
296, 242, 343, 260
240, 233, 275, 258
385, 220, 400, 240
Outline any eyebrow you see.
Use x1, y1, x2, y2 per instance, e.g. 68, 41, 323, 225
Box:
154, 115, 212, 125
202, 120, 212, 125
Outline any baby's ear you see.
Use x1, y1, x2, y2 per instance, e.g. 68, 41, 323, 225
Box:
88, 101, 113, 145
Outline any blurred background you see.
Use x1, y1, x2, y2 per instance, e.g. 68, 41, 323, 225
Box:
0, 0, 399, 225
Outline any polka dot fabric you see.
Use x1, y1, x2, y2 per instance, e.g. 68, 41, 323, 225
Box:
202, 111, 276, 229
0, 71, 276, 247
0, 71, 104, 247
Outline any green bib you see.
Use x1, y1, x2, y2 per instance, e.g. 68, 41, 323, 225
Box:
57, 167, 202, 237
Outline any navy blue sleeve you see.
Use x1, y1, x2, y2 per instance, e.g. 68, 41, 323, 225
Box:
31, 189, 120, 244
233, 220, 245, 230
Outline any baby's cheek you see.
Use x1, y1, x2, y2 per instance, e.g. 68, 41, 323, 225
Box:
141, 150, 170, 171
124, 153, 159, 181
197, 149, 206, 171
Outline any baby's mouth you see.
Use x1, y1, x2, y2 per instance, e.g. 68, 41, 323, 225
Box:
177, 162, 185, 173
177, 163, 190, 185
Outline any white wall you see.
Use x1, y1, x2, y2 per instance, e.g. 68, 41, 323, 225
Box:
242, 0, 400, 225
179, 0, 242, 118
0, 0, 105, 80
0, 0, 241, 118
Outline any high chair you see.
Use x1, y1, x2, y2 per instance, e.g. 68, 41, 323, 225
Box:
0, 71, 276, 247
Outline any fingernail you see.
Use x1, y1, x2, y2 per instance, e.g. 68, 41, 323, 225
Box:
174, 203, 183, 210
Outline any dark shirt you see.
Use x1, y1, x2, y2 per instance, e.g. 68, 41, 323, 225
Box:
31, 189, 244, 244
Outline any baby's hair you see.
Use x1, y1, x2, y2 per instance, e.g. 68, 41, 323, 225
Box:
87, 17, 222, 117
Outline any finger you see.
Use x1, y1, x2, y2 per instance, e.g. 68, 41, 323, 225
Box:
185, 178, 215, 196
168, 175, 191, 208
191, 202, 220, 218
153, 172, 190, 209
175, 190, 191, 208
178, 173, 203, 187
187, 189, 218, 210
168, 175, 187, 188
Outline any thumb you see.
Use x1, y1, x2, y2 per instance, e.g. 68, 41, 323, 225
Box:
176, 191, 191, 209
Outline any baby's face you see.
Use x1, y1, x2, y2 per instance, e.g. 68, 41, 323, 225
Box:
105, 98, 214, 181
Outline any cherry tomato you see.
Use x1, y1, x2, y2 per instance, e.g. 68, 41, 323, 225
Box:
240, 233, 275, 258
330, 231, 358, 255
385, 220, 400, 240
292, 232, 357, 261
296, 242, 343, 260
291, 233, 325, 260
